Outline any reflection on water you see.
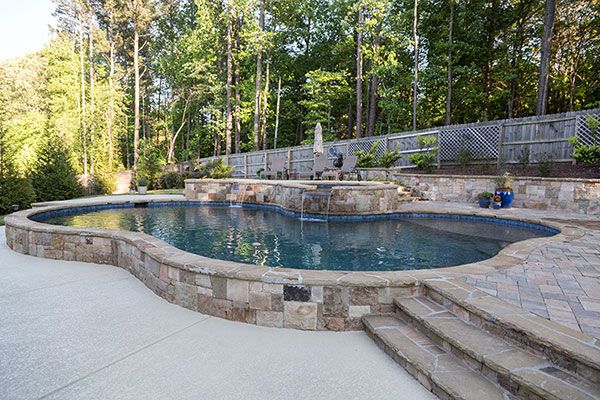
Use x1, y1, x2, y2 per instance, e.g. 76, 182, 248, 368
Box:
43, 205, 553, 272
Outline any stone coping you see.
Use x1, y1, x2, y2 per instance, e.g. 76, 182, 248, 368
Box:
5, 198, 577, 287
393, 171, 600, 184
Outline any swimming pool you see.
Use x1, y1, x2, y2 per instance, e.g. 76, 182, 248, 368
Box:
38, 203, 555, 272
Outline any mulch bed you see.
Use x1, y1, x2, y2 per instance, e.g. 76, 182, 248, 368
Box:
416, 162, 600, 179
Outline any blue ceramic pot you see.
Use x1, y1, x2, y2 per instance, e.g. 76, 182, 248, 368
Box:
478, 198, 491, 208
495, 190, 514, 208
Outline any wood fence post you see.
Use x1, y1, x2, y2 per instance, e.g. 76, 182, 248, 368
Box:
436, 131, 441, 169
497, 124, 505, 168
287, 148, 292, 171
244, 154, 248, 178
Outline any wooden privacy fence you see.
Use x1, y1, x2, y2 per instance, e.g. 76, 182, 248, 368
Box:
188, 109, 600, 178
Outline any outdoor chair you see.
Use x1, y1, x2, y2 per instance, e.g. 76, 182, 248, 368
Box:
322, 154, 360, 181
297, 153, 327, 180
264, 156, 287, 179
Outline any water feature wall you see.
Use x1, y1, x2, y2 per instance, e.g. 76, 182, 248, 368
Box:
185, 179, 418, 215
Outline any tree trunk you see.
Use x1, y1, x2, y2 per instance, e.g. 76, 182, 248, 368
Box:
225, 0, 233, 155
366, 34, 380, 137
234, 18, 242, 154
133, 27, 140, 170
445, 0, 453, 125
274, 77, 281, 149
536, 0, 556, 116
356, 4, 364, 138
252, 0, 265, 150
88, 18, 95, 174
412, 0, 419, 131
79, 12, 88, 175
261, 59, 270, 150
107, 21, 115, 170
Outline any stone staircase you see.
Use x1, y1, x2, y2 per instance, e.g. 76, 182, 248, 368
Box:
363, 278, 600, 400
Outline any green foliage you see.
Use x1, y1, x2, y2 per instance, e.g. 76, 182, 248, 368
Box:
355, 141, 380, 168
0, 176, 36, 214
136, 177, 149, 187
408, 136, 438, 173
535, 153, 554, 177
30, 139, 83, 202
495, 172, 513, 191
197, 158, 234, 179
158, 171, 185, 189
377, 150, 402, 168
299, 70, 350, 127
137, 140, 164, 186
457, 147, 472, 167
518, 147, 531, 166
572, 144, 600, 165
478, 191, 493, 199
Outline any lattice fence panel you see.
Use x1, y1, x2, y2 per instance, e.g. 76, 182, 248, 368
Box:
576, 114, 600, 146
347, 138, 386, 157
439, 125, 499, 161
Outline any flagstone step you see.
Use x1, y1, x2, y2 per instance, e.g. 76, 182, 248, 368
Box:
363, 314, 507, 400
422, 279, 600, 385
394, 296, 600, 400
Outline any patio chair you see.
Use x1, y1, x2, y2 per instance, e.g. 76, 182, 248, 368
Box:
322, 154, 360, 181
297, 153, 327, 180
264, 156, 287, 179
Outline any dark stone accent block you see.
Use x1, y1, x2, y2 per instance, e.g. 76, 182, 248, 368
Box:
284, 285, 311, 302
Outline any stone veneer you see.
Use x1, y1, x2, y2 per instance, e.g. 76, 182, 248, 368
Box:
184, 178, 417, 215
4, 194, 574, 332
392, 173, 600, 215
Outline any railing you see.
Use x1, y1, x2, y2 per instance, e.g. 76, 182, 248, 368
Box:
174, 109, 600, 178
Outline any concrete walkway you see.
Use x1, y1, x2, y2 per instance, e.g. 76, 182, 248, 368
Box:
0, 227, 435, 400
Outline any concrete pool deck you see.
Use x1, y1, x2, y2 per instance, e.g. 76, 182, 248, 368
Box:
0, 226, 437, 400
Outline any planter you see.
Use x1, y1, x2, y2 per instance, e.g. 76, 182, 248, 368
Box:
478, 198, 491, 208
495, 190, 514, 208
492, 202, 502, 210
137, 186, 148, 195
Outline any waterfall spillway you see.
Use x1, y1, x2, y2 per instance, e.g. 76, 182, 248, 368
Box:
230, 182, 247, 208
300, 189, 333, 222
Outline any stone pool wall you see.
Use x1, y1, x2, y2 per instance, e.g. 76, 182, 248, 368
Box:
391, 173, 600, 214
184, 179, 417, 214
5, 203, 420, 331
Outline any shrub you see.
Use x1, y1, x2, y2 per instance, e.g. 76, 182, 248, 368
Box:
137, 177, 149, 187
518, 147, 531, 166
457, 147, 472, 166
0, 176, 36, 213
31, 139, 82, 202
408, 136, 438, 173
377, 150, 402, 168
478, 191, 493, 199
90, 172, 116, 195
355, 141, 379, 168
158, 171, 185, 189
535, 153, 554, 177
137, 140, 164, 187
197, 158, 234, 179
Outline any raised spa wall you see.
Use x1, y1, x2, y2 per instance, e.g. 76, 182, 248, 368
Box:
184, 179, 417, 215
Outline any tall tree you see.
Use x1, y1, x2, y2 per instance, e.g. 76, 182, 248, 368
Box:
225, 0, 233, 155
412, 0, 419, 131
356, 3, 364, 138
252, 0, 265, 150
536, 0, 557, 115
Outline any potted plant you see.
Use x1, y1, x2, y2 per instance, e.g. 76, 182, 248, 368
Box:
492, 194, 502, 209
137, 177, 149, 195
494, 172, 514, 208
477, 192, 493, 208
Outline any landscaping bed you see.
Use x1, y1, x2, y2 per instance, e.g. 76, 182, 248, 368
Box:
430, 162, 599, 179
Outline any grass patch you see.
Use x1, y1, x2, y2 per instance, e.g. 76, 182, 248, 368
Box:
148, 189, 184, 195
0, 215, 5, 226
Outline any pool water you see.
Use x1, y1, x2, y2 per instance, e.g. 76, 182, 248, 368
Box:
40, 204, 554, 272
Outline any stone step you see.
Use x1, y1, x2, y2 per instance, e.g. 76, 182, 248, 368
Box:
363, 314, 507, 400
422, 279, 600, 385
394, 296, 600, 400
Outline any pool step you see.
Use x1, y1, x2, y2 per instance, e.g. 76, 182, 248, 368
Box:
363, 279, 600, 400
423, 279, 600, 385
363, 314, 507, 400
394, 296, 600, 400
